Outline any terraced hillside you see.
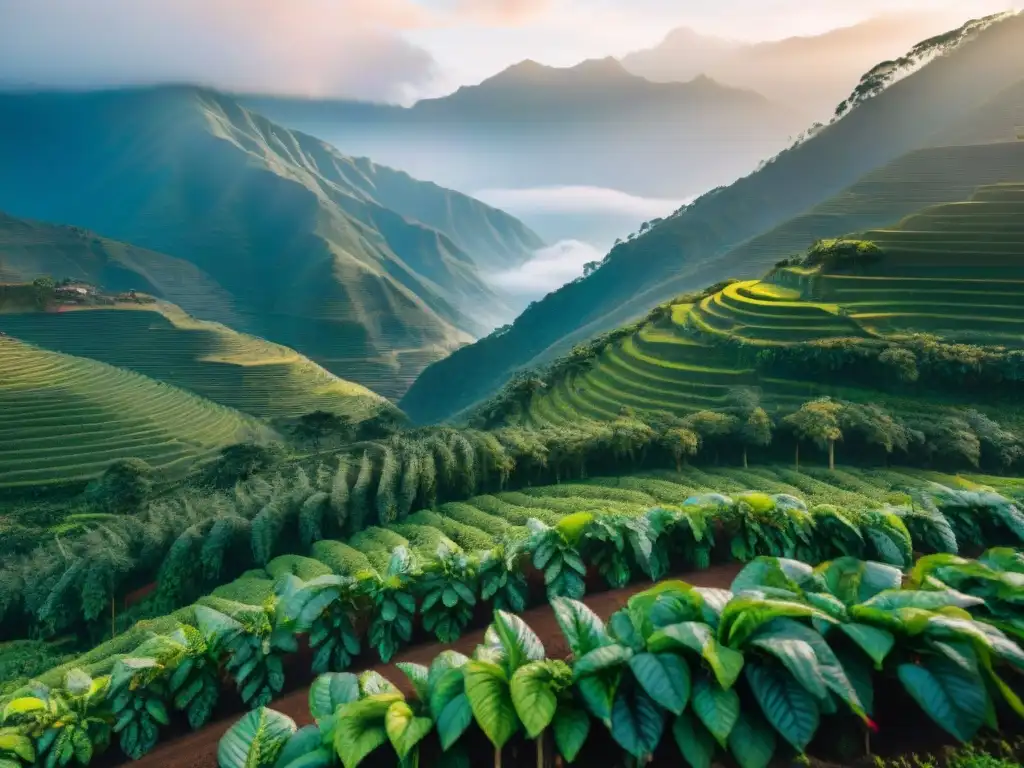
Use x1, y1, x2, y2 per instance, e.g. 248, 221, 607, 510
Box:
401, 13, 1024, 423
0, 87, 545, 400
0, 210, 245, 328
0, 338, 262, 489
522, 182, 1024, 426
0, 301, 392, 422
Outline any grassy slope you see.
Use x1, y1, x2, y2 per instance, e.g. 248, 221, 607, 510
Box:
0, 337, 263, 489
523, 183, 1024, 427
0, 87, 543, 400
0, 300, 391, 422
400, 13, 1024, 423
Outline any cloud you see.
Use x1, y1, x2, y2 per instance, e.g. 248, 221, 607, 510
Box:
473, 185, 686, 218
486, 239, 603, 296
456, 0, 553, 23
0, 0, 440, 101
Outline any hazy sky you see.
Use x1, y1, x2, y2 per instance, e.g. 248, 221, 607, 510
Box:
0, 0, 1018, 102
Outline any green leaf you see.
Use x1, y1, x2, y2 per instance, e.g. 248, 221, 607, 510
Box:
573, 644, 633, 679
0, 730, 35, 762
647, 622, 745, 689
395, 663, 430, 703
333, 696, 397, 768
360, 671, 399, 697
310, 673, 360, 721
552, 703, 590, 764
576, 673, 617, 725
720, 597, 834, 649
551, 598, 610, 657
672, 712, 716, 768
745, 663, 819, 752
430, 669, 472, 751
817, 558, 901, 605
728, 711, 776, 768
610, 683, 665, 758
493, 611, 545, 673
841, 623, 895, 669
385, 700, 433, 760
898, 660, 986, 742
691, 676, 739, 748
217, 707, 297, 768
510, 662, 560, 738
629, 653, 690, 716
862, 589, 983, 612
748, 637, 827, 700
273, 726, 323, 768
463, 660, 518, 749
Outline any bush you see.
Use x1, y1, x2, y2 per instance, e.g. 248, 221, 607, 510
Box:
203, 442, 285, 487
84, 458, 153, 513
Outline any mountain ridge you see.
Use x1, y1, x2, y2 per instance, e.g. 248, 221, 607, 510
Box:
399, 11, 1024, 423
0, 85, 544, 399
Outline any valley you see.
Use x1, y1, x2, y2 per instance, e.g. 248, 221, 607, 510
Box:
3, 7, 1024, 768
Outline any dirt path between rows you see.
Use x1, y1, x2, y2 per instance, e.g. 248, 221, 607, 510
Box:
131, 563, 742, 768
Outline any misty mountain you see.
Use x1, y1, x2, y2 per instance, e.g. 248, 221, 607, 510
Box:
400, 11, 1024, 424
621, 11, 970, 118
0, 86, 543, 399
243, 57, 806, 201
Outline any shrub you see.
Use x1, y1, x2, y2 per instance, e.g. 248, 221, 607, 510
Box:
84, 458, 153, 513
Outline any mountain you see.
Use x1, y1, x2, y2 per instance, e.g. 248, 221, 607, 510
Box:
243, 58, 805, 200
621, 11, 972, 117
0, 86, 544, 400
399, 12, 1024, 424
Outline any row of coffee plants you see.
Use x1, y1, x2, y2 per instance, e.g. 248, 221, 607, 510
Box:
217, 551, 1024, 768
7, 481, 1024, 695
3, 485, 1024, 765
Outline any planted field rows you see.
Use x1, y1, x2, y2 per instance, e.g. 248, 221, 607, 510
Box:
104, 465, 1024, 636
0, 304, 386, 421
0, 337, 258, 487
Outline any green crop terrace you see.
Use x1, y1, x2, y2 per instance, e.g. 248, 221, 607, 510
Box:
0, 301, 390, 422
524, 182, 1024, 428
0, 336, 262, 489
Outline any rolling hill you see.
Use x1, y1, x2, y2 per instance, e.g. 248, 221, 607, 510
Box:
0, 336, 263, 490
0, 86, 544, 400
515, 183, 1024, 429
400, 11, 1024, 424
0, 296, 392, 424
621, 11, 970, 116
244, 58, 805, 200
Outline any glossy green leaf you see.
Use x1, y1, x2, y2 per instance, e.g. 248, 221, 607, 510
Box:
648, 622, 744, 689
745, 663, 819, 752
463, 660, 518, 749
691, 676, 739, 748
672, 712, 716, 768
217, 707, 297, 768
629, 653, 690, 715
610, 682, 665, 758
728, 711, 776, 768
510, 662, 559, 738
385, 700, 433, 760
552, 703, 590, 763
551, 598, 610, 657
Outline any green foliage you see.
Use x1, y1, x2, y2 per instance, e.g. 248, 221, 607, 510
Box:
203, 442, 285, 489
107, 657, 169, 759
364, 548, 418, 663
83, 459, 153, 513
803, 239, 883, 270
417, 544, 478, 644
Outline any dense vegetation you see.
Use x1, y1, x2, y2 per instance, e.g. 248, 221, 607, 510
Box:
6, 546, 1024, 767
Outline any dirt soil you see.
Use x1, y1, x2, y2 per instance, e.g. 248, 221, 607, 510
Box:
129, 563, 743, 768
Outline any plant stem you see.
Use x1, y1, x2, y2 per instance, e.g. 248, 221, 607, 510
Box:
495, 746, 502, 768
537, 732, 545, 768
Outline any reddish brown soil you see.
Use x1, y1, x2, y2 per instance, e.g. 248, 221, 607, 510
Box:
129, 563, 743, 768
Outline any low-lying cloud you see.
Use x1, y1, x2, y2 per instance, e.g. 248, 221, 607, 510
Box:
486, 240, 604, 297
473, 185, 685, 219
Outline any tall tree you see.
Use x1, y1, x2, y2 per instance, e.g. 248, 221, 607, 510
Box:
783, 398, 844, 470
740, 408, 773, 469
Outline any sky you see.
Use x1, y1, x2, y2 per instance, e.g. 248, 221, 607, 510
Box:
0, 0, 1019, 103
